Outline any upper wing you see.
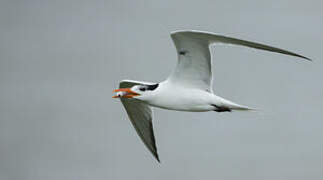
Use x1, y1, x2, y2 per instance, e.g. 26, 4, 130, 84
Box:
167, 30, 311, 92
119, 80, 160, 162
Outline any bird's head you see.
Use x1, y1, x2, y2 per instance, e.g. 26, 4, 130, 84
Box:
112, 84, 159, 99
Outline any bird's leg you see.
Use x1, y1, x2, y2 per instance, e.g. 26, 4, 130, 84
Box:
212, 104, 232, 112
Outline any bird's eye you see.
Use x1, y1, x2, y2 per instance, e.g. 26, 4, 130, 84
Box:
139, 87, 146, 91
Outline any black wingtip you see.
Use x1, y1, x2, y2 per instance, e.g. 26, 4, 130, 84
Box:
289, 52, 312, 62
300, 55, 312, 62
154, 153, 161, 163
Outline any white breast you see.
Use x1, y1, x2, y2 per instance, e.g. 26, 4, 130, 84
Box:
142, 81, 216, 112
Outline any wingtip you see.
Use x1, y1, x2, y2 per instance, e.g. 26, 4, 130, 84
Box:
304, 57, 313, 62
298, 55, 312, 62
154, 153, 161, 163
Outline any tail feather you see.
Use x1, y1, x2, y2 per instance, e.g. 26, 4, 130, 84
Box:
212, 95, 257, 112
220, 98, 256, 111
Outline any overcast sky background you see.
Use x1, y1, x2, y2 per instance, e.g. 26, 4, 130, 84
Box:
0, 0, 322, 179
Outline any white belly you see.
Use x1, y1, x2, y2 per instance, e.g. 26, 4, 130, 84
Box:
146, 86, 215, 112
133, 81, 250, 112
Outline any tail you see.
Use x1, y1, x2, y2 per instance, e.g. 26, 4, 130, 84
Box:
227, 102, 255, 111
214, 96, 257, 112
231, 105, 257, 111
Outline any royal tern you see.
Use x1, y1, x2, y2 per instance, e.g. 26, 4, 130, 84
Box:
113, 30, 310, 162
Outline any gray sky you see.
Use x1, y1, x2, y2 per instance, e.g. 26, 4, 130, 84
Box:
0, 0, 323, 179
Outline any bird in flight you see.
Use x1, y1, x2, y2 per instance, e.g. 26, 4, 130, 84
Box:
113, 30, 310, 162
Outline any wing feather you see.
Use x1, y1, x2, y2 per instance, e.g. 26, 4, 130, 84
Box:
119, 80, 160, 162
168, 30, 310, 91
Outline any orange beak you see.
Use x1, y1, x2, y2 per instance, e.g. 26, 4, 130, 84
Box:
112, 88, 140, 98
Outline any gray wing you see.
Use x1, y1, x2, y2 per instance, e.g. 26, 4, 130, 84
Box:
119, 80, 159, 162
168, 30, 311, 92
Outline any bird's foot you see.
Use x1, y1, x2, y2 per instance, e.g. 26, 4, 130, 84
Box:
212, 104, 232, 112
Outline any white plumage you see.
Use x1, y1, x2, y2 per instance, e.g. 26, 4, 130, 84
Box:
113, 30, 310, 162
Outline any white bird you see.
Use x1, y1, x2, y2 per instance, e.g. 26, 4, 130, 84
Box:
113, 30, 310, 162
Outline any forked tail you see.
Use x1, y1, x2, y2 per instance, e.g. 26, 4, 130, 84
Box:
212, 96, 256, 112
